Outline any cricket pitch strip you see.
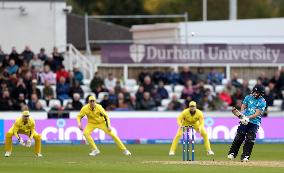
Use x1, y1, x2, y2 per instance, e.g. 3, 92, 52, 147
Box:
142, 160, 284, 168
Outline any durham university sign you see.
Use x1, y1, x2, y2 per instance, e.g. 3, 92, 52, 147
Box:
101, 44, 284, 64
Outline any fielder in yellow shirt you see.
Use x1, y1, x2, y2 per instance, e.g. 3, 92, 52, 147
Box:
4, 111, 42, 157
169, 101, 214, 156
77, 95, 131, 156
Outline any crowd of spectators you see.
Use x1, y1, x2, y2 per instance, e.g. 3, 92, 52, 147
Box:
1, 45, 284, 117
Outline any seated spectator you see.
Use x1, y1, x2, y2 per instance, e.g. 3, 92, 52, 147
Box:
231, 73, 242, 88
121, 87, 131, 103
108, 89, 118, 110
48, 102, 69, 118
90, 71, 104, 93
100, 94, 111, 110
14, 93, 26, 110
225, 81, 237, 96
0, 90, 15, 110
93, 85, 108, 99
72, 93, 83, 110
263, 87, 274, 107
152, 70, 167, 85
35, 101, 45, 111
21, 45, 34, 62
0, 45, 6, 61
5, 59, 18, 75
73, 65, 84, 85
231, 88, 244, 107
115, 92, 130, 111
56, 65, 69, 83
65, 102, 74, 111
135, 85, 144, 102
179, 66, 197, 85
29, 55, 43, 72
218, 88, 232, 110
142, 75, 155, 94
181, 80, 194, 99
56, 76, 71, 102
104, 73, 117, 91
270, 70, 282, 95
38, 48, 48, 61
27, 79, 41, 99
9, 46, 19, 62
207, 67, 224, 86
52, 47, 64, 69
156, 81, 169, 100
44, 56, 57, 72
136, 92, 156, 111
258, 72, 269, 86
11, 77, 27, 99
200, 89, 221, 111
69, 80, 84, 99
167, 94, 183, 111
114, 80, 123, 94
28, 93, 39, 110
40, 65, 56, 85
196, 68, 207, 83
138, 68, 151, 85
18, 59, 29, 76
166, 67, 180, 85
43, 80, 54, 106
241, 79, 251, 96
128, 95, 137, 110
23, 71, 32, 90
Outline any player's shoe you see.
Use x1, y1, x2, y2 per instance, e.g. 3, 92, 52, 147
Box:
207, 150, 215, 155
4, 151, 11, 157
89, 149, 100, 156
36, 153, 43, 157
227, 153, 235, 160
122, 149, 131, 156
241, 156, 249, 162
169, 151, 175, 156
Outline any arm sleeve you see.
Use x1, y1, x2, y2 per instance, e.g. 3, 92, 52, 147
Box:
77, 107, 86, 125
256, 99, 266, 112
177, 110, 186, 126
199, 111, 205, 127
12, 121, 20, 139
29, 120, 36, 139
99, 106, 110, 128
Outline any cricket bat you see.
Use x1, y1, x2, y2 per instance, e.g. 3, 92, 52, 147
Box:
232, 107, 244, 119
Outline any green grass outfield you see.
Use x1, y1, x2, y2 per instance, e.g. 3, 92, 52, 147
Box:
1, 143, 284, 173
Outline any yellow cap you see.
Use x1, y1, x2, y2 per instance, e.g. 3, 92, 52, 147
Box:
22, 111, 30, 117
189, 101, 196, 107
88, 95, 96, 102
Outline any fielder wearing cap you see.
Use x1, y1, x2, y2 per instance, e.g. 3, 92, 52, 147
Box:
77, 95, 131, 156
169, 101, 214, 156
4, 111, 42, 157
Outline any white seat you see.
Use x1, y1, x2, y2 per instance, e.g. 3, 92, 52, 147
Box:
273, 99, 283, 106
161, 99, 171, 107
125, 79, 137, 87
83, 79, 91, 86
81, 85, 91, 92
49, 99, 61, 108
249, 79, 257, 87
51, 85, 56, 98
215, 85, 225, 93
37, 85, 44, 94
158, 106, 167, 111
132, 85, 139, 93
267, 106, 281, 112
222, 78, 228, 85
38, 99, 47, 108
204, 84, 214, 92
164, 85, 173, 93
174, 85, 184, 93
63, 99, 72, 107
237, 78, 243, 84
98, 92, 109, 100
169, 92, 181, 99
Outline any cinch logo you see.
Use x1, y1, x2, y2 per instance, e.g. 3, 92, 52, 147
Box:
41, 119, 118, 140
129, 44, 145, 63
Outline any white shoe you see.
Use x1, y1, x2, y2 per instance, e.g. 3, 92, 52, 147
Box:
89, 149, 100, 156
207, 150, 214, 155
122, 149, 131, 156
241, 156, 249, 162
228, 153, 234, 160
169, 151, 175, 156
36, 153, 43, 157
4, 151, 11, 157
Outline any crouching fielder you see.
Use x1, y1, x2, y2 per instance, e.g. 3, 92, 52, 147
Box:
77, 96, 131, 156
5, 111, 42, 157
169, 101, 214, 156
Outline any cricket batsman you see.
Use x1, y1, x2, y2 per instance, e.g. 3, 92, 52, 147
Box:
4, 111, 42, 157
228, 84, 266, 162
77, 95, 131, 156
169, 101, 214, 156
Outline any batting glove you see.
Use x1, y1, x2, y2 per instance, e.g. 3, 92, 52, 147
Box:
240, 117, 249, 125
